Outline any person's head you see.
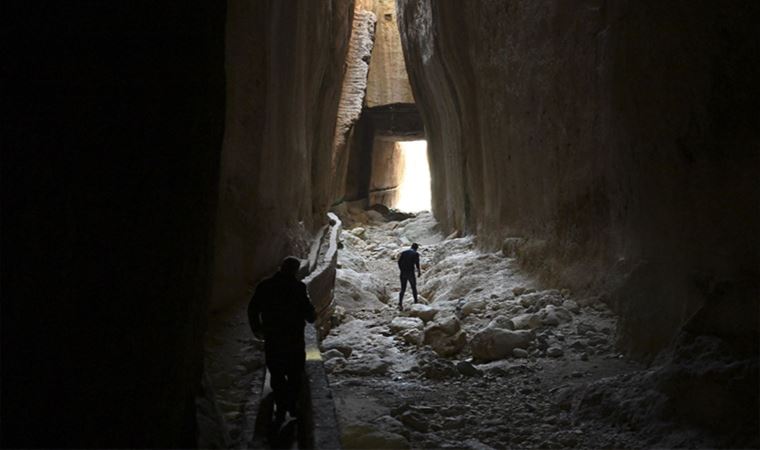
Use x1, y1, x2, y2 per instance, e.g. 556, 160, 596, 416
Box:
279, 256, 301, 277
411, 243, 419, 251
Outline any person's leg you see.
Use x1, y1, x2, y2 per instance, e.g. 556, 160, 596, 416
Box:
267, 359, 288, 422
285, 359, 304, 417
398, 273, 408, 310
409, 273, 418, 303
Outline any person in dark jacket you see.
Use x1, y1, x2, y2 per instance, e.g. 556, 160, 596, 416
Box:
397, 243, 421, 311
248, 256, 316, 423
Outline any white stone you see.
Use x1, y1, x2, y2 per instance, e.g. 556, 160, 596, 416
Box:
470, 327, 534, 361
390, 316, 424, 333
461, 300, 486, 317
350, 227, 367, 239
406, 303, 438, 322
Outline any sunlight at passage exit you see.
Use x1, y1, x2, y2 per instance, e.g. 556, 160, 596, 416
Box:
395, 140, 431, 213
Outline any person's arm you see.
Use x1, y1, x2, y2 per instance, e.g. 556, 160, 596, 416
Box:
415, 253, 421, 276
247, 286, 264, 339
301, 283, 316, 323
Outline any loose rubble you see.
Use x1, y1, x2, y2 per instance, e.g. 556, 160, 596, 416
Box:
321, 207, 735, 448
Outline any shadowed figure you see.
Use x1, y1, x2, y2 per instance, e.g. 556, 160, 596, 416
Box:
248, 257, 316, 424
397, 243, 421, 310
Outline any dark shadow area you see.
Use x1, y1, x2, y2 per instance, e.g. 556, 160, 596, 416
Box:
3, 2, 226, 447
252, 374, 312, 449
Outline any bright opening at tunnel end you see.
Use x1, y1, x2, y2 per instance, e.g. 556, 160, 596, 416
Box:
395, 140, 431, 213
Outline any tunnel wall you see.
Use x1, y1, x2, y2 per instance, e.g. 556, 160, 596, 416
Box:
4, 3, 226, 447
368, 139, 406, 207
398, 0, 760, 357
361, 0, 415, 107
212, 0, 354, 311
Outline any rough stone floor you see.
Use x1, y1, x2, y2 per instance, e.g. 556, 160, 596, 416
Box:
200, 303, 265, 449
320, 210, 712, 449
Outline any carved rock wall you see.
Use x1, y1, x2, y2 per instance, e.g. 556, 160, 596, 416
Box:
362, 0, 415, 107
332, 7, 377, 206
368, 139, 406, 206
398, 0, 760, 357
212, 0, 354, 311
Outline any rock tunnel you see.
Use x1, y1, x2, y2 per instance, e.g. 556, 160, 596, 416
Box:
4, 0, 759, 448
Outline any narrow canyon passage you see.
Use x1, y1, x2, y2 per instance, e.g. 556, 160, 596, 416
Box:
321, 209, 651, 449
6, 1, 758, 448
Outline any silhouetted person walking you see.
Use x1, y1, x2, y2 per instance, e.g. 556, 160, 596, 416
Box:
397, 243, 421, 310
248, 256, 315, 423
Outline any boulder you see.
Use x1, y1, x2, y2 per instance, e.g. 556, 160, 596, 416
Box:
324, 357, 347, 373
428, 315, 461, 335
399, 328, 423, 346
470, 327, 534, 361
423, 315, 465, 356
390, 316, 424, 334
406, 303, 438, 322
335, 268, 389, 309
540, 305, 573, 326
425, 329, 467, 357
547, 346, 564, 357
461, 300, 486, 317
509, 313, 542, 330
488, 316, 515, 330
322, 349, 345, 360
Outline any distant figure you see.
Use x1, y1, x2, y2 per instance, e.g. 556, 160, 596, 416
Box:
248, 256, 316, 423
397, 243, 421, 310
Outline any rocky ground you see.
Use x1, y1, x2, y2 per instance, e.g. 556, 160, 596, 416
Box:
199, 305, 265, 448
321, 208, 730, 449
